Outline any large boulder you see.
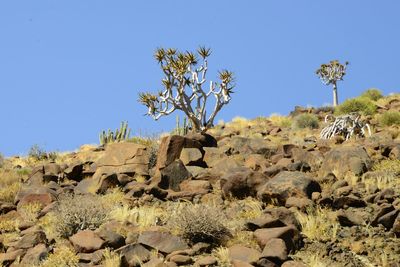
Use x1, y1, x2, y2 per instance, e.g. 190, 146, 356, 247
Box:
257, 171, 321, 205
221, 168, 269, 199
319, 146, 371, 178
69, 230, 105, 253
96, 142, 150, 176
137, 231, 188, 254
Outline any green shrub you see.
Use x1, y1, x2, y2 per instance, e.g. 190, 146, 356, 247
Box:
169, 204, 231, 246
54, 194, 111, 237
292, 114, 319, 129
361, 88, 383, 101
335, 97, 377, 116
379, 111, 400, 126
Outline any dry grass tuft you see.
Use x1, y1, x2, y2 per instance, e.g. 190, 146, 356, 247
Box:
212, 246, 231, 267
269, 113, 292, 128
109, 204, 163, 231
0, 169, 23, 203
18, 202, 43, 223
372, 159, 400, 175
102, 248, 121, 267
295, 207, 339, 242
39, 246, 79, 267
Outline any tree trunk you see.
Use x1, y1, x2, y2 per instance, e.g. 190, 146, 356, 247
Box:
332, 83, 339, 107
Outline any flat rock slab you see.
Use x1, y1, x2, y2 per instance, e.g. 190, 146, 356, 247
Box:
228, 244, 261, 264
69, 230, 105, 253
138, 231, 188, 254
257, 171, 320, 205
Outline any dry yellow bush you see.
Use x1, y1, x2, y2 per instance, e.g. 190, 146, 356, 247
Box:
39, 246, 79, 267
269, 113, 292, 128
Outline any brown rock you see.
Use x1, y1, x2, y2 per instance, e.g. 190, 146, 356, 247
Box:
333, 195, 366, 209
194, 255, 217, 266
319, 146, 371, 178
11, 231, 47, 249
0, 249, 25, 266
281, 260, 307, 267
138, 231, 189, 254
96, 228, 125, 249
263, 207, 300, 229
156, 135, 202, 170
261, 238, 288, 263
253, 226, 300, 252
180, 180, 212, 192
69, 230, 105, 253
180, 148, 204, 166
246, 214, 286, 231
231, 259, 255, 267
257, 171, 321, 205
116, 243, 151, 266
203, 147, 224, 168
158, 160, 191, 191
228, 244, 261, 264
64, 163, 84, 181
337, 210, 364, 226
285, 197, 313, 211
20, 243, 49, 266
17, 193, 54, 210
169, 254, 193, 265
221, 168, 268, 199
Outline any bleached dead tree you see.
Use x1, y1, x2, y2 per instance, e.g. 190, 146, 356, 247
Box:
316, 60, 349, 107
138, 47, 235, 132
320, 112, 371, 140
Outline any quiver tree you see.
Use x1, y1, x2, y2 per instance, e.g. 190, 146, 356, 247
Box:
316, 60, 348, 107
138, 47, 235, 132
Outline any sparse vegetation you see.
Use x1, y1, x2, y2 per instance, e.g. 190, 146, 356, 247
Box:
39, 246, 79, 267
335, 97, 377, 115
0, 169, 23, 203
0, 153, 4, 168
295, 207, 339, 242
54, 194, 111, 237
169, 203, 231, 246
372, 159, 400, 175
99, 121, 131, 145
361, 88, 383, 101
292, 113, 319, 129
269, 113, 292, 128
102, 248, 121, 267
379, 111, 400, 126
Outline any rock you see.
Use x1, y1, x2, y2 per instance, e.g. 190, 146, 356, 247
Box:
377, 209, 399, 229
27, 166, 45, 186
255, 258, 279, 267
285, 197, 313, 211
211, 157, 243, 176
64, 163, 84, 181
392, 213, 400, 237
228, 244, 261, 264
253, 226, 301, 252
77, 249, 104, 265
221, 168, 268, 199
69, 230, 105, 253
96, 142, 149, 176
156, 135, 203, 170
96, 229, 125, 249
225, 136, 276, 155
75, 173, 119, 194
203, 147, 225, 168
231, 259, 256, 267
11, 231, 47, 249
335, 185, 353, 196
245, 154, 269, 172
43, 163, 62, 182
0, 202, 16, 214
138, 231, 189, 254
257, 171, 321, 205
20, 244, 49, 266
319, 146, 371, 178
180, 180, 212, 192
166, 189, 209, 201
180, 148, 204, 166
371, 204, 395, 226
116, 243, 151, 266
291, 148, 323, 171
337, 210, 364, 226
185, 132, 218, 148
263, 207, 300, 229
169, 254, 193, 265
17, 193, 55, 210
0, 249, 25, 266
194, 255, 217, 266
333, 195, 366, 209
261, 238, 288, 263
158, 160, 191, 191
331, 180, 348, 191
246, 214, 286, 231
281, 261, 307, 267
186, 166, 208, 178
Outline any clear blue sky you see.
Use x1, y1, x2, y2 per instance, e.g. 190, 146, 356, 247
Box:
1, 1, 399, 156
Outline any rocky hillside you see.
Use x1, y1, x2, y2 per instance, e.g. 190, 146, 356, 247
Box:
0, 92, 400, 267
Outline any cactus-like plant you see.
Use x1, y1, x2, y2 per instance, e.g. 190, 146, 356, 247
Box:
138, 47, 235, 132
316, 60, 348, 107
99, 121, 131, 145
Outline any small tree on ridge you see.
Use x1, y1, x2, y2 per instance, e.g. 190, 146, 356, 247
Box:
316, 60, 348, 107
138, 47, 235, 132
